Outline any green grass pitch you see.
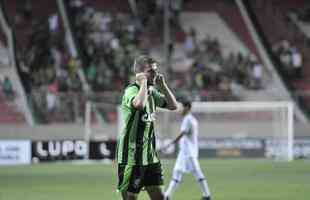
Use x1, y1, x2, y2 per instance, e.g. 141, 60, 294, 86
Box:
0, 159, 309, 200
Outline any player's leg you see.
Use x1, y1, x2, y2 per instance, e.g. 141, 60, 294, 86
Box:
122, 191, 138, 200
144, 163, 165, 200
118, 164, 143, 200
145, 185, 165, 200
164, 169, 183, 199
165, 153, 184, 199
188, 157, 211, 199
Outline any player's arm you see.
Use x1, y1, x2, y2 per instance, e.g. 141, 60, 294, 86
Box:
155, 73, 178, 110
169, 131, 186, 146
160, 131, 187, 152
160, 116, 190, 151
132, 73, 148, 110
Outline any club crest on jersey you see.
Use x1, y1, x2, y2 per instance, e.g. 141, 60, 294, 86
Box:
141, 113, 156, 122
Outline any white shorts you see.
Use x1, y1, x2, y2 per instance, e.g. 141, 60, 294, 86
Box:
173, 153, 201, 173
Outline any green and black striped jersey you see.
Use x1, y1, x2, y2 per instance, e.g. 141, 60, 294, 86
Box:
117, 83, 167, 166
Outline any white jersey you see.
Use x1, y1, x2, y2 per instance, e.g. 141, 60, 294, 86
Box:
179, 113, 199, 158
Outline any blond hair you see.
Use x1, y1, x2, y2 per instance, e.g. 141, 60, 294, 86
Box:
133, 55, 157, 73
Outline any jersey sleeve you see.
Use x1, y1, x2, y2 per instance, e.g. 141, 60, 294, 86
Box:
180, 117, 191, 134
152, 88, 167, 108
122, 86, 139, 110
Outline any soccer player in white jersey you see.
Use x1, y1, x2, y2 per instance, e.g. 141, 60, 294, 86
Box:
164, 100, 211, 200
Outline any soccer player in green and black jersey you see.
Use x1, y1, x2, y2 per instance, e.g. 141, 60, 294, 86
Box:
117, 55, 178, 200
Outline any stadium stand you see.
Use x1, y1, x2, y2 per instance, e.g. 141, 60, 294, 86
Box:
247, 0, 310, 112
183, 0, 259, 56
0, 0, 309, 124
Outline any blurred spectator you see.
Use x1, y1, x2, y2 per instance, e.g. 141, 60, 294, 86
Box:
184, 30, 196, 57
278, 41, 292, 71
2, 76, 14, 99
51, 47, 62, 76
57, 67, 69, 91
67, 73, 82, 92
48, 14, 59, 33
291, 47, 302, 78
46, 81, 58, 118
46, 90, 57, 114
251, 61, 263, 90
67, 57, 78, 76
274, 40, 304, 79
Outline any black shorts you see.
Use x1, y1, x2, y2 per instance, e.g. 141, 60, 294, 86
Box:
117, 162, 164, 194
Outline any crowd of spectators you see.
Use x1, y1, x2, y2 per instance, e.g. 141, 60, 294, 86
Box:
273, 40, 303, 79
67, 0, 264, 102
68, 0, 138, 91
251, 0, 308, 82
66, 0, 185, 92
12, 0, 264, 100
6, 0, 85, 123
9, 0, 86, 96
4, 0, 267, 123
168, 27, 264, 102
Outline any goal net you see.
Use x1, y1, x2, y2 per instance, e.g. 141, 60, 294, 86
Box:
86, 101, 294, 161
155, 101, 294, 161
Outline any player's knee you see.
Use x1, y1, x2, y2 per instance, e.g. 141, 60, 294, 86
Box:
192, 168, 205, 181
197, 177, 205, 182
172, 170, 183, 183
195, 174, 205, 182
192, 169, 205, 181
